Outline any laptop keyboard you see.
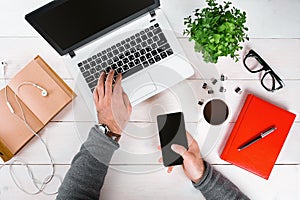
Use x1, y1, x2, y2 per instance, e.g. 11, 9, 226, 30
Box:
77, 23, 174, 93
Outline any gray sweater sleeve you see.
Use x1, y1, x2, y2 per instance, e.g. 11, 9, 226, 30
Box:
193, 161, 250, 200
56, 126, 249, 200
56, 125, 119, 200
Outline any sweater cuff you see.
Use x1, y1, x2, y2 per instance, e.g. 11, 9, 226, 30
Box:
83, 125, 120, 166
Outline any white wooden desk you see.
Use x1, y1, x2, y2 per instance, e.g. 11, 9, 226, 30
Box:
1, 0, 300, 199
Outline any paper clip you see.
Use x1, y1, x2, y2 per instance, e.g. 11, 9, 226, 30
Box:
220, 74, 228, 81
202, 83, 208, 89
210, 78, 218, 85
198, 99, 205, 106
219, 86, 226, 93
235, 87, 242, 94
208, 89, 214, 94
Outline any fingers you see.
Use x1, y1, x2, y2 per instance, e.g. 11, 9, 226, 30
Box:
186, 131, 195, 147
105, 70, 114, 97
157, 146, 174, 173
95, 72, 105, 99
93, 85, 99, 103
158, 157, 163, 163
171, 144, 188, 158
167, 166, 174, 173
114, 73, 123, 95
115, 73, 122, 85
122, 91, 132, 111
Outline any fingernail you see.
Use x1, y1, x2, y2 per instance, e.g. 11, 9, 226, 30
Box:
171, 144, 176, 151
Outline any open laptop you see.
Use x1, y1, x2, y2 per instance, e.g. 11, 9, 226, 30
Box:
25, 0, 194, 116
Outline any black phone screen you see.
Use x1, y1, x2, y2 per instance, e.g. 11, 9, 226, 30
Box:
157, 112, 188, 167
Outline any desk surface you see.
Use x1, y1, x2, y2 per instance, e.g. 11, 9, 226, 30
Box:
1, 0, 300, 199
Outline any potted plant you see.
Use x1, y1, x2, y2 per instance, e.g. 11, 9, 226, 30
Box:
183, 0, 249, 63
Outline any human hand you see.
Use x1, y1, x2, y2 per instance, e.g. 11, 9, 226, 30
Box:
159, 132, 205, 183
93, 70, 132, 135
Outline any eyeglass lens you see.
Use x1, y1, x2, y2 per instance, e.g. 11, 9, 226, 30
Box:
261, 71, 281, 91
244, 55, 265, 72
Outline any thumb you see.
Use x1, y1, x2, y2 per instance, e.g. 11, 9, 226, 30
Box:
171, 144, 187, 157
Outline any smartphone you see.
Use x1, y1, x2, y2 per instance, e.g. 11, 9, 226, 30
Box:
157, 112, 188, 167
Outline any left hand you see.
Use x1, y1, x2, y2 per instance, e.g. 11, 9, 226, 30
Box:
158, 131, 205, 183
93, 70, 132, 135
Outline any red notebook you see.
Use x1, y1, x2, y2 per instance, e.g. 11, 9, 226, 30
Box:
220, 94, 296, 179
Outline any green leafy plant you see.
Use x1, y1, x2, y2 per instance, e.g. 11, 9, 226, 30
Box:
183, 0, 249, 63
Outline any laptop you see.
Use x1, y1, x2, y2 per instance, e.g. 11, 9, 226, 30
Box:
25, 0, 194, 117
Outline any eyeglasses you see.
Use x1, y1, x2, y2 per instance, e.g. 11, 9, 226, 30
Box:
243, 49, 284, 92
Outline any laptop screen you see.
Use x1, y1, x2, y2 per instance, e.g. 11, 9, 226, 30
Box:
26, 0, 159, 56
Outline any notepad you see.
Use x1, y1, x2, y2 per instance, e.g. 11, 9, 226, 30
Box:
220, 94, 296, 179
0, 56, 76, 162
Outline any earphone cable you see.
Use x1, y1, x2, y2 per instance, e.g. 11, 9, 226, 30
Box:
1, 64, 61, 195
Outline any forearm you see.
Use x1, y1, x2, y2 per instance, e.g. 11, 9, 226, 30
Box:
56, 126, 119, 200
193, 161, 250, 200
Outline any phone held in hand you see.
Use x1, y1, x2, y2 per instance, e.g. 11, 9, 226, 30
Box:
157, 112, 188, 167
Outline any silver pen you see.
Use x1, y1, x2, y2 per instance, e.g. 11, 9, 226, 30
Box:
238, 127, 277, 151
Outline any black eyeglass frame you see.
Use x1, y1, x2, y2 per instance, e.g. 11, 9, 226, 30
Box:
243, 49, 284, 92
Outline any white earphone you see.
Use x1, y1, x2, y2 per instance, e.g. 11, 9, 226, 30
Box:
5, 82, 48, 114
32, 83, 48, 97
1, 61, 58, 195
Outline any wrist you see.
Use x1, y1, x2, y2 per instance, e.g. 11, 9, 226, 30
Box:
192, 160, 207, 185
192, 177, 202, 184
191, 160, 205, 183
97, 124, 121, 142
98, 119, 122, 135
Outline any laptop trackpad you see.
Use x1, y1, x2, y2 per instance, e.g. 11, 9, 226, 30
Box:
122, 72, 157, 103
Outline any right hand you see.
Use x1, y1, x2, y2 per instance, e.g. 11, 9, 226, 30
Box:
170, 132, 205, 183
93, 70, 132, 135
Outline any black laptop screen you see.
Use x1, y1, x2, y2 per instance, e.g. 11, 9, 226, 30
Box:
26, 0, 159, 55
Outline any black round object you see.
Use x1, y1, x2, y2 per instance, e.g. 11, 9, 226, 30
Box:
203, 99, 229, 125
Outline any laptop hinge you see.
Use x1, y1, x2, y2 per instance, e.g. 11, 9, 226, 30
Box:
69, 51, 76, 58
149, 10, 156, 17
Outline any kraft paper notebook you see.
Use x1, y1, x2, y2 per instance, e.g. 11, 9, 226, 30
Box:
220, 94, 296, 180
0, 56, 76, 162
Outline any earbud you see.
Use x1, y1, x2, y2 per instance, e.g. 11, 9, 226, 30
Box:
33, 84, 48, 97
0, 61, 8, 68
41, 90, 48, 97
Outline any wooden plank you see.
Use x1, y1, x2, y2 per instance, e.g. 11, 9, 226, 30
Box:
179, 38, 300, 80
1, 120, 298, 165
0, 164, 69, 200
5, 122, 83, 165
0, 38, 71, 79
1, 38, 299, 80
101, 165, 205, 200
214, 164, 300, 200
131, 80, 300, 122
1, 164, 298, 200
0, 0, 49, 37
101, 164, 300, 200
161, 0, 300, 38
